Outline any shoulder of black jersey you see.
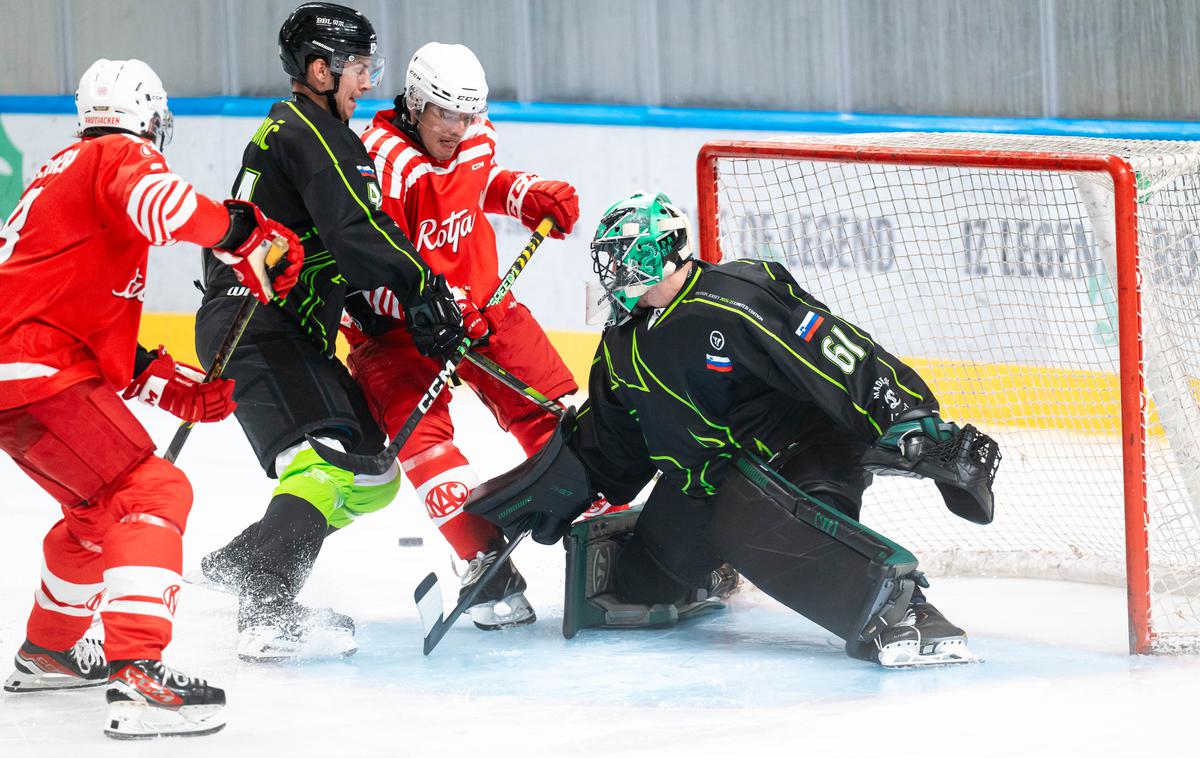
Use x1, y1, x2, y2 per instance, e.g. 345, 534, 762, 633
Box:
274, 96, 370, 161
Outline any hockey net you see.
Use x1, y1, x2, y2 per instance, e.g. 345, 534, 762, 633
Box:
697, 133, 1200, 654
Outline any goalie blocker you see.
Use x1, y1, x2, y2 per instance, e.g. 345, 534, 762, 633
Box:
464, 414, 924, 652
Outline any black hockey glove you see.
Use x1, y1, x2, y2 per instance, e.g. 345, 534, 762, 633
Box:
861, 408, 1001, 525
404, 274, 467, 360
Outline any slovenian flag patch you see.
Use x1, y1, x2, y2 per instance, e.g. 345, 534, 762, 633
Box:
795, 311, 825, 342
705, 354, 733, 373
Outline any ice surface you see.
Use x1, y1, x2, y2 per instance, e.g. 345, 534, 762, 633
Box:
2, 390, 1198, 757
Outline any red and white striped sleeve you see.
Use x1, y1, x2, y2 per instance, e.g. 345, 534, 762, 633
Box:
478, 122, 540, 219
108, 136, 228, 248
362, 124, 416, 235
363, 285, 404, 319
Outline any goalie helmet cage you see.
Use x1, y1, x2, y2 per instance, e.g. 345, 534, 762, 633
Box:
696, 133, 1200, 655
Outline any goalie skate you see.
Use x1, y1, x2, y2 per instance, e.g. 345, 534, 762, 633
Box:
104, 659, 225, 739
236, 573, 357, 662
872, 602, 980, 668
459, 543, 536, 631
4, 637, 107, 692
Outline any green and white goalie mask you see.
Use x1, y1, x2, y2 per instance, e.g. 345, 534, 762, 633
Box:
586, 191, 694, 326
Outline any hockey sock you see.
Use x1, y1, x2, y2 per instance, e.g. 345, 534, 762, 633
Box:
26, 521, 106, 652
403, 443, 494, 560
247, 494, 327, 593
99, 456, 191, 661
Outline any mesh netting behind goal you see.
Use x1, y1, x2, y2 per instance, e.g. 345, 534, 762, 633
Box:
699, 132, 1200, 653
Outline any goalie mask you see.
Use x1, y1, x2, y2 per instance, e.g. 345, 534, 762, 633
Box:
587, 191, 693, 327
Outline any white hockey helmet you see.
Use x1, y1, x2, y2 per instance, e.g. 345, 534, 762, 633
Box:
76, 59, 173, 150
405, 42, 488, 116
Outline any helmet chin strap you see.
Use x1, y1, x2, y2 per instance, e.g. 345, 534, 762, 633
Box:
295, 73, 346, 122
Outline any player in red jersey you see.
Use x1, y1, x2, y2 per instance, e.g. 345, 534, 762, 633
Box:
0, 59, 301, 739
344, 42, 580, 629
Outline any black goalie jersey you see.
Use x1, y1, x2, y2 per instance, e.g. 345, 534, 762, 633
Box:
572, 259, 940, 503
201, 94, 431, 356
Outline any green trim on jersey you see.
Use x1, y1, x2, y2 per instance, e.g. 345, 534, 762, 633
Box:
681, 294, 883, 437
283, 99, 427, 294
756, 260, 926, 405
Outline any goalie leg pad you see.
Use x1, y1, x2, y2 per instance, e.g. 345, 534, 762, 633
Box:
561, 509, 726, 638
707, 454, 918, 648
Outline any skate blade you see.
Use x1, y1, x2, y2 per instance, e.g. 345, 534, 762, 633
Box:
3, 670, 107, 693
236, 626, 358, 662
469, 595, 537, 631
182, 569, 237, 596
104, 701, 226, 740
877, 638, 982, 668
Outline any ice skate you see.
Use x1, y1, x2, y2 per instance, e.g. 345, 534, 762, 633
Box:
459, 541, 537, 631
104, 659, 225, 739
872, 602, 980, 667
236, 572, 357, 662
702, 563, 741, 600
4, 637, 108, 692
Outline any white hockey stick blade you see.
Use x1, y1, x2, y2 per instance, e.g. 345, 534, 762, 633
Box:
414, 572, 444, 638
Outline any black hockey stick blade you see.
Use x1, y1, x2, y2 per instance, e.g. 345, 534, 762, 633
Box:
305, 340, 469, 476
418, 529, 530, 656
414, 571, 444, 638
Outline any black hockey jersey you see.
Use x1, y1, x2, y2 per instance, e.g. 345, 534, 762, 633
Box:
572, 259, 938, 503
202, 94, 430, 355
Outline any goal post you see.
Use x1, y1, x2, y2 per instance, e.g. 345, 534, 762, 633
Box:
696, 134, 1200, 654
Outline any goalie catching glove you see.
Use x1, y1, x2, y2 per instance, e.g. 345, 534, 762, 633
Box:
123, 346, 235, 423
861, 408, 1001, 525
210, 199, 304, 303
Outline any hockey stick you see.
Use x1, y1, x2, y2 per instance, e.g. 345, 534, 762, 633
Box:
306, 217, 557, 475
164, 237, 289, 464
463, 350, 567, 417
415, 528, 530, 655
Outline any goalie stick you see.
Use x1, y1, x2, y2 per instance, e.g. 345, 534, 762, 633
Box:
306, 217, 556, 476
164, 237, 290, 464
415, 529, 530, 655
411, 355, 568, 654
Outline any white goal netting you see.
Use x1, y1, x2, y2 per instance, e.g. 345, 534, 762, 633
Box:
702, 132, 1200, 653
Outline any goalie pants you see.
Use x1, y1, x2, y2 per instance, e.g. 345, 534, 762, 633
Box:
348, 302, 577, 559
0, 377, 192, 661
617, 431, 872, 605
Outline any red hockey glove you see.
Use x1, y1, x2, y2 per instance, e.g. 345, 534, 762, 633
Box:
211, 200, 304, 303
122, 347, 236, 423
453, 287, 489, 342
520, 179, 579, 239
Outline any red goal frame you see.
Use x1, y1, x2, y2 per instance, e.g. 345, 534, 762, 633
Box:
696, 139, 1152, 654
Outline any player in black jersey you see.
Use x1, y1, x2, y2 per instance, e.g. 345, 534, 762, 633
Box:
467, 191, 1001, 667
194, 3, 472, 661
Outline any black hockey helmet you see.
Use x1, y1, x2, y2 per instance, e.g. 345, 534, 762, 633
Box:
279, 3, 385, 93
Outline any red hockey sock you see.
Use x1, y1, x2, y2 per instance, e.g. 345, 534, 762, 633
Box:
404, 443, 497, 560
